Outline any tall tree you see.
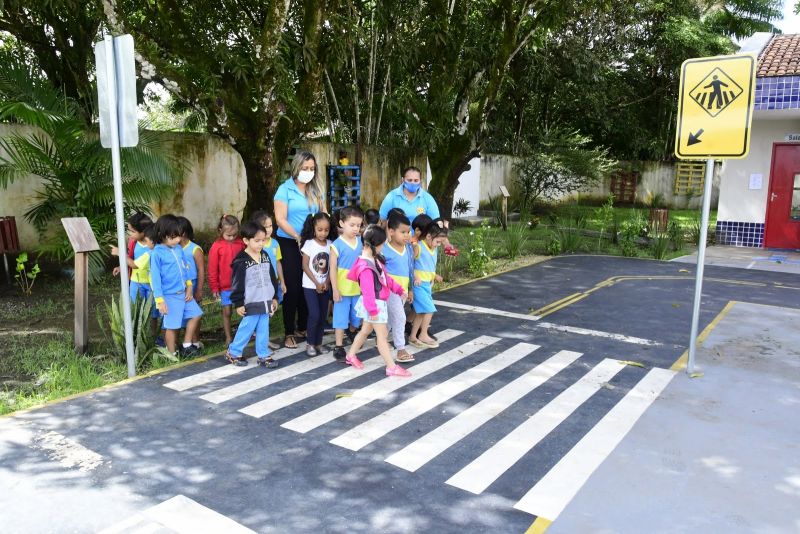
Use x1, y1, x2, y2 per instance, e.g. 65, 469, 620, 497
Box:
111, 0, 329, 216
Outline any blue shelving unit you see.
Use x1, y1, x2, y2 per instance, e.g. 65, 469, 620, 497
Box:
327, 165, 362, 212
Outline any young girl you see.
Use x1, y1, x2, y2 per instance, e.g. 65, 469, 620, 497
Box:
150, 214, 203, 357
345, 224, 411, 377
208, 214, 245, 346
226, 221, 280, 367
112, 211, 153, 278
176, 216, 204, 354
300, 213, 333, 357
383, 211, 415, 363
409, 221, 448, 349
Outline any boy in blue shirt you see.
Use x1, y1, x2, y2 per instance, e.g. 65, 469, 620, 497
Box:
329, 206, 364, 361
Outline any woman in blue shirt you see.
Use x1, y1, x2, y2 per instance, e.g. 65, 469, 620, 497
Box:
379, 166, 441, 224
274, 151, 325, 348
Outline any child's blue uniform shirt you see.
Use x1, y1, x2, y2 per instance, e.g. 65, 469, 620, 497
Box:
383, 241, 414, 292
182, 241, 201, 284
151, 243, 191, 301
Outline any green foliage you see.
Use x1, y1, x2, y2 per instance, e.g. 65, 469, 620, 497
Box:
688, 217, 712, 246
14, 252, 40, 296
650, 233, 671, 260
646, 191, 667, 209
98, 294, 178, 371
0, 57, 181, 279
514, 128, 617, 211
453, 198, 472, 218
618, 210, 648, 257
501, 221, 529, 260
596, 194, 615, 250
667, 220, 685, 251
466, 221, 492, 276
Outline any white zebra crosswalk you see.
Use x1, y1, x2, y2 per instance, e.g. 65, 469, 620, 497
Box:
162, 330, 675, 524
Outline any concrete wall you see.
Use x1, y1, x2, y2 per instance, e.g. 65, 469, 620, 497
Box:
301, 142, 427, 211
0, 125, 247, 249
718, 116, 800, 223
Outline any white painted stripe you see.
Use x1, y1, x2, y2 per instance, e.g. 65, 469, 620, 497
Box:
536, 322, 662, 346
433, 300, 541, 321
281, 335, 500, 434
200, 338, 377, 404
513, 368, 675, 519
239, 330, 463, 418
163, 335, 332, 391
446, 358, 625, 494
331, 342, 539, 451
386, 350, 582, 472
99, 495, 256, 534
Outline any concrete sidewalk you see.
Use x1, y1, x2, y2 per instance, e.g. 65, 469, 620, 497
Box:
673, 245, 800, 275
548, 300, 800, 533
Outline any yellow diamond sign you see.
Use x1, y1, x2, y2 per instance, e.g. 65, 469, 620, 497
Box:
675, 54, 756, 159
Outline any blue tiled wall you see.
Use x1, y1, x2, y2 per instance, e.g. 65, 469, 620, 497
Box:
754, 76, 800, 110
715, 221, 764, 247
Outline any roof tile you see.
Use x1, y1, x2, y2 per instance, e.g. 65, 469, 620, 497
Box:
758, 34, 800, 77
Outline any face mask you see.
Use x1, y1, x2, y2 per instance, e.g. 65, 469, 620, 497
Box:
297, 170, 315, 184
404, 181, 421, 193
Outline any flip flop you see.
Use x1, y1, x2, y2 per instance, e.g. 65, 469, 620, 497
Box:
395, 351, 415, 363
284, 335, 298, 349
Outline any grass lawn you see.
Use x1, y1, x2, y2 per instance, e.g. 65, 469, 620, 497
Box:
0, 202, 715, 414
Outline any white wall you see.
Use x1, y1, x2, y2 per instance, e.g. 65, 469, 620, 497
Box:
452, 157, 480, 216
718, 116, 800, 223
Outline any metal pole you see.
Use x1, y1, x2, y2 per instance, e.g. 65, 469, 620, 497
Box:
687, 158, 715, 375
105, 35, 137, 377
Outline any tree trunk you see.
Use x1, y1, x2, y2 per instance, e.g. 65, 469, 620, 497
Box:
240, 142, 279, 219
427, 134, 477, 218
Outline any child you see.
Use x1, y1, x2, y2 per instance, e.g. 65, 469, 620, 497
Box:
112, 212, 153, 278
330, 206, 364, 361
150, 214, 203, 357
404, 214, 433, 334
208, 214, 245, 346
383, 211, 415, 363
250, 211, 287, 303
226, 221, 280, 367
364, 208, 380, 227
409, 221, 448, 348
111, 224, 160, 336
300, 213, 333, 357
345, 224, 410, 377
176, 217, 204, 351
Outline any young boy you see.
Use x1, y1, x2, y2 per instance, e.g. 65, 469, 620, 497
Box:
383, 211, 415, 362
330, 206, 364, 361
226, 221, 280, 367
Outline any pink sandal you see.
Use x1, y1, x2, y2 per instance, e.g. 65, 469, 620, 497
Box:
386, 365, 411, 377
345, 354, 364, 370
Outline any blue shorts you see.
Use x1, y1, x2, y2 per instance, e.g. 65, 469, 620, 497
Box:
333, 294, 362, 329
161, 293, 203, 330
130, 282, 160, 318
412, 281, 436, 314
220, 289, 233, 306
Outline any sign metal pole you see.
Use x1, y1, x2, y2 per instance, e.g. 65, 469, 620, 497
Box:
104, 35, 137, 377
687, 158, 715, 375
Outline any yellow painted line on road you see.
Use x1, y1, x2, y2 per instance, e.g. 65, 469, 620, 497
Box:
670, 300, 737, 371
525, 516, 553, 534
530, 292, 581, 316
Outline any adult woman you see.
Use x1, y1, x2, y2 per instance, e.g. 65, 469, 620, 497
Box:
274, 151, 325, 348
378, 166, 441, 224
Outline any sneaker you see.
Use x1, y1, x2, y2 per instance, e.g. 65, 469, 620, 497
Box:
333, 346, 346, 361
345, 354, 364, 369
258, 357, 279, 368
386, 365, 411, 377
306, 345, 318, 357
180, 344, 202, 359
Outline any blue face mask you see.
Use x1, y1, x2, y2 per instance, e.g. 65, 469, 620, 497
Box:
404, 181, 421, 193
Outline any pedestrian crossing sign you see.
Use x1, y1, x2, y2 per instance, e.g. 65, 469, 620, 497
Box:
675, 54, 756, 160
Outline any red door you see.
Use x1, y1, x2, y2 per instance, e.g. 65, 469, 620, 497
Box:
765, 144, 800, 249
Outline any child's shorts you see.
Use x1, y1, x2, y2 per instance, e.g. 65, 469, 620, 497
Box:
161, 293, 203, 330
333, 294, 362, 329
412, 281, 436, 314
355, 297, 388, 324
220, 289, 233, 306
130, 282, 160, 318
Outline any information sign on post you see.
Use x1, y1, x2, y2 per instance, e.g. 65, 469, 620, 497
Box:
61, 217, 100, 354
675, 53, 756, 376
95, 34, 139, 377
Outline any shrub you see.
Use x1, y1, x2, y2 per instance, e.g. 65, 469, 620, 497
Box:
667, 220, 685, 251
502, 222, 529, 259
467, 220, 492, 275
650, 233, 670, 260
453, 198, 472, 217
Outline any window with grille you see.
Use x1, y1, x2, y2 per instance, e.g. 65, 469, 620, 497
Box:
674, 162, 705, 196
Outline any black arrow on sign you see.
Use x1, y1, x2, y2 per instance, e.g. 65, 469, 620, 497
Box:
687, 129, 704, 146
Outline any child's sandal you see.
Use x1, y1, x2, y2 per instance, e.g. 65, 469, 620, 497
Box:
284, 335, 298, 349
225, 351, 247, 366
258, 357, 278, 369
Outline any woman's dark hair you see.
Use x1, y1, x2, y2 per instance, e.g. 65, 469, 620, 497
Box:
362, 224, 386, 268
154, 214, 182, 243
217, 214, 240, 234
249, 210, 272, 226
127, 212, 153, 232
300, 212, 333, 245
419, 221, 449, 241
411, 214, 433, 234
338, 205, 364, 224
364, 208, 380, 225
176, 216, 194, 240
401, 166, 422, 179
387, 211, 411, 229
143, 224, 158, 244
240, 221, 267, 240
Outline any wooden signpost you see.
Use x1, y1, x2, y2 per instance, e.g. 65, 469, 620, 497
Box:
61, 217, 100, 354
499, 185, 511, 230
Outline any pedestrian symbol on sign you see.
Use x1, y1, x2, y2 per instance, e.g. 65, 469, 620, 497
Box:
689, 67, 743, 118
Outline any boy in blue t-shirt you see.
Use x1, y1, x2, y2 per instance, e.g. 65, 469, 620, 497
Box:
329, 206, 364, 361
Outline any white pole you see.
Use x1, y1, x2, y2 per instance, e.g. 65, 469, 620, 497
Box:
687, 158, 715, 375
105, 35, 137, 377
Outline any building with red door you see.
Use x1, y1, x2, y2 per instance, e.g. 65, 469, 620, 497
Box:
716, 33, 800, 249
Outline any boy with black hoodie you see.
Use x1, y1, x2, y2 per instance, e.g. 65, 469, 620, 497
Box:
226, 221, 280, 367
